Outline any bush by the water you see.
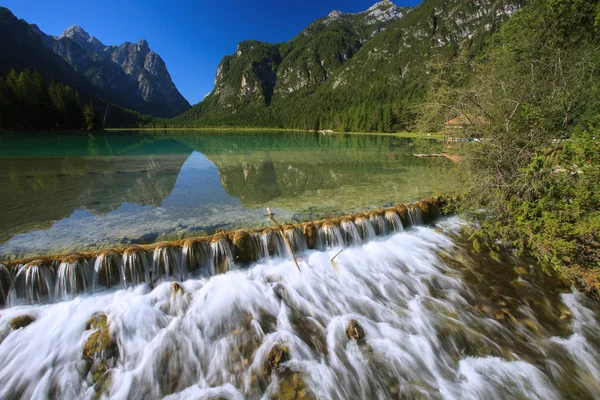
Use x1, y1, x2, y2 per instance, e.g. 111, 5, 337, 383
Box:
422, 0, 600, 295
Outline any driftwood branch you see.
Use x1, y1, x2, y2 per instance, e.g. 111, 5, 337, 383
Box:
330, 249, 343, 272
267, 208, 301, 271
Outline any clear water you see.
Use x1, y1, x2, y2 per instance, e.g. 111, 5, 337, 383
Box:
0, 218, 598, 399
0, 130, 455, 259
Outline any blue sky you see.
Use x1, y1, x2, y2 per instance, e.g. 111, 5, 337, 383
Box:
1, 0, 420, 105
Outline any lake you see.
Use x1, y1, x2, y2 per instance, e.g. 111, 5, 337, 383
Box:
0, 130, 455, 259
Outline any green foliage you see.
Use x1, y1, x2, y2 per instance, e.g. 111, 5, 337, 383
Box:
422, 0, 600, 295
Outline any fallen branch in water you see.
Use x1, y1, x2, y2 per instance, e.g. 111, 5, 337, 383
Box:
267, 208, 301, 271
330, 249, 343, 272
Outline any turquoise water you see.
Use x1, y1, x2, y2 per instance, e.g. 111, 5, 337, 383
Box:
0, 130, 455, 258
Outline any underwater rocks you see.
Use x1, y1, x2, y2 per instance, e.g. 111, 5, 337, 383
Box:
346, 319, 366, 341
8, 315, 35, 330
83, 313, 119, 393
268, 344, 290, 369
272, 369, 317, 400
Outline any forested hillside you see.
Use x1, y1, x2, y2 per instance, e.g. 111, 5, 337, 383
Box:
166, 0, 523, 131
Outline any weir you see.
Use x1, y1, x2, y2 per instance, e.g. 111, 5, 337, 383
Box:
0, 197, 447, 308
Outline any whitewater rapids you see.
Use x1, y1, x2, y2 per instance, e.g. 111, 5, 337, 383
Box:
0, 218, 599, 399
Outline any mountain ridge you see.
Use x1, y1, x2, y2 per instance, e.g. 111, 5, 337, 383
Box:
173, 0, 525, 131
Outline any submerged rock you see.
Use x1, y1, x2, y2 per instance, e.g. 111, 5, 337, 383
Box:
9, 315, 35, 330
346, 319, 366, 341
273, 369, 317, 400
268, 344, 290, 369
83, 313, 119, 393
172, 282, 184, 296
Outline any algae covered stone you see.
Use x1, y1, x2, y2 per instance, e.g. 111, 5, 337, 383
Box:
83, 313, 119, 393
9, 315, 35, 330
268, 343, 290, 369
346, 319, 366, 341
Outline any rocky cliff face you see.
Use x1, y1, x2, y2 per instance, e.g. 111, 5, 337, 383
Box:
198, 0, 411, 115
42, 25, 190, 118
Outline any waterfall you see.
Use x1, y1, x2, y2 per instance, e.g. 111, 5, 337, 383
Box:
1, 199, 446, 306
407, 205, 424, 226
211, 237, 235, 274
55, 255, 93, 298
317, 221, 345, 248
182, 239, 212, 276
354, 215, 376, 242
283, 227, 308, 254
11, 260, 55, 304
121, 246, 151, 287
0, 264, 11, 307
385, 210, 404, 232
1, 218, 598, 399
369, 211, 388, 236
94, 249, 121, 289
340, 219, 362, 245
153, 244, 183, 281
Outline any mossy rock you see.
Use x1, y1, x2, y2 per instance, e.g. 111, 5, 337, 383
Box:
232, 230, 255, 263
86, 313, 108, 331
9, 315, 35, 330
302, 223, 318, 250
268, 344, 290, 369
172, 282, 184, 296
83, 313, 118, 394
273, 369, 317, 400
395, 204, 409, 227
346, 319, 366, 341
417, 200, 431, 223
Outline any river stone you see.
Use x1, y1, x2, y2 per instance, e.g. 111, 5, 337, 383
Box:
274, 369, 317, 400
172, 282, 184, 296
83, 313, 118, 393
268, 344, 290, 369
302, 223, 318, 249
346, 320, 366, 341
9, 315, 35, 330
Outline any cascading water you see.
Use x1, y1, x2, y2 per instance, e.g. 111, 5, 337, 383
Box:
11, 260, 56, 304
0, 264, 11, 307
317, 222, 345, 249
384, 210, 404, 232
211, 237, 235, 275
56, 254, 93, 298
368, 211, 388, 236
354, 215, 376, 243
283, 227, 308, 254
340, 218, 362, 245
182, 238, 212, 276
153, 244, 183, 281
407, 205, 424, 226
94, 249, 122, 289
121, 246, 151, 287
1, 217, 599, 399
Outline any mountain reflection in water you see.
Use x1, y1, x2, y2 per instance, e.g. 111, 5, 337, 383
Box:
0, 131, 455, 258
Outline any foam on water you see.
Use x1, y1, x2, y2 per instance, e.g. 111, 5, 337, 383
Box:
0, 218, 599, 399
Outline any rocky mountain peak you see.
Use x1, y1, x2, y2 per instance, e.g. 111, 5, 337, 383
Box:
137, 39, 149, 50
60, 25, 105, 52
60, 25, 90, 40
367, 0, 395, 11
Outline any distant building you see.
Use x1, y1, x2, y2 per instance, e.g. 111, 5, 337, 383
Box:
442, 114, 487, 141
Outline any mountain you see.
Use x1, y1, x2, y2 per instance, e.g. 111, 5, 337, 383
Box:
0, 7, 190, 119
175, 0, 525, 131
